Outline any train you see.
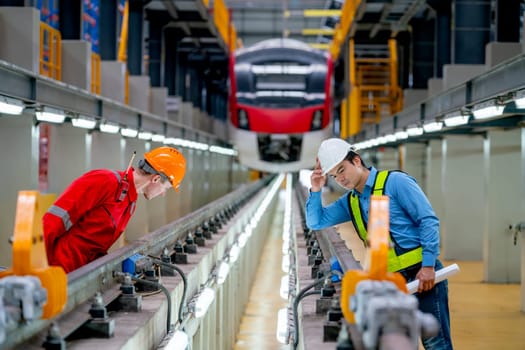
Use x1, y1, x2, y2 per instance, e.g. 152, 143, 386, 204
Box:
228, 38, 334, 173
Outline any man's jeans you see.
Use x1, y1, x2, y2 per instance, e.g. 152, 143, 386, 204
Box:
401, 260, 454, 350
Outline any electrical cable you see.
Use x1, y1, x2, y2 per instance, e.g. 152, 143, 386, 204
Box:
130, 275, 172, 334
148, 256, 188, 326
292, 276, 326, 349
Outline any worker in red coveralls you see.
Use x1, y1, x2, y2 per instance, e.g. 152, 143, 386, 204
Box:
43, 146, 186, 273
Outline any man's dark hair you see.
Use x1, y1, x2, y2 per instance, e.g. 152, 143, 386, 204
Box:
345, 150, 367, 168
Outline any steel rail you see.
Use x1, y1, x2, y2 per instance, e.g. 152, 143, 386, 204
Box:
2, 177, 272, 350
294, 183, 362, 273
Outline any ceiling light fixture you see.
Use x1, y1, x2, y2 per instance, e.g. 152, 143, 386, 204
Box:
99, 121, 120, 134
138, 131, 153, 140
151, 134, 165, 143
35, 106, 66, 123
394, 130, 408, 140
406, 125, 423, 136
71, 115, 97, 129
0, 96, 24, 115
471, 100, 505, 120
514, 89, 525, 109
120, 127, 138, 138
423, 121, 443, 133
443, 112, 470, 127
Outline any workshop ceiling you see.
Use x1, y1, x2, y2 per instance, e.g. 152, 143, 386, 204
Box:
144, 0, 432, 59
225, 0, 429, 48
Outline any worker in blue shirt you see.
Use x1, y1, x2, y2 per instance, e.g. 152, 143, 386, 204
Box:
305, 138, 453, 350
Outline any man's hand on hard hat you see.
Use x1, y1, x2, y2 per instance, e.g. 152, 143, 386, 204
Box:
310, 158, 326, 192
415, 266, 436, 293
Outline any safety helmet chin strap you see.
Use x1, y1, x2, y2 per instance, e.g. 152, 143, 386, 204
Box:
138, 159, 170, 183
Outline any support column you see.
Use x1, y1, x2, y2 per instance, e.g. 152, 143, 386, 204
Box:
410, 18, 434, 89
128, 0, 144, 75
164, 28, 178, 95
0, 115, 39, 267
426, 140, 444, 227
495, 0, 520, 42
521, 128, 525, 311
484, 129, 522, 283
453, 0, 491, 64
100, 0, 117, 60
176, 53, 188, 100
147, 11, 170, 87
441, 135, 484, 260
59, 0, 81, 39
188, 65, 203, 109
433, 1, 451, 77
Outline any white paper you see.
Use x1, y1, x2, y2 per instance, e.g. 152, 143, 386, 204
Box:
406, 263, 460, 294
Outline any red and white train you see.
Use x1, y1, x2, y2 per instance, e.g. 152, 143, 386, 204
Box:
229, 38, 334, 173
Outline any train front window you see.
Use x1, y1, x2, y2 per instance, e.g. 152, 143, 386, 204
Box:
235, 61, 326, 108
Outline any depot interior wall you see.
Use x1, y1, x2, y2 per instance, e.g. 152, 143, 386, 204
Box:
0, 114, 38, 267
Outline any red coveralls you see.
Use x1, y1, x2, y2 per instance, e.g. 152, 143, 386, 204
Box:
43, 169, 137, 273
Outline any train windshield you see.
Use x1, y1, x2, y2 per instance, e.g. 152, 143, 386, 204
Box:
235, 55, 328, 108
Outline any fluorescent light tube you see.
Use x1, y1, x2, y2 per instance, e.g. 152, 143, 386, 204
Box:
423, 121, 443, 133
443, 114, 469, 127
71, 116, 97, 129
120, 127, 138, 138
472, 101, 504, 120
406, 126, 423, 136
394, 130, 408, 140
138, 131, 152, 140
0, 96, 24, 115
151, 134, 165, 142
36, 106, 65, 123
99, 122, 120, 134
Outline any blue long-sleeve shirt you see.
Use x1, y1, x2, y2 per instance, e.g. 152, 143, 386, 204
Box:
305, 167, 440, 267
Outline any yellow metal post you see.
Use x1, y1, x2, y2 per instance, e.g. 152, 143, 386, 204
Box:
0, 191, 67, 319
348, 39, 361, 136
340, 196, 408, 323
340, 98, 348, 139
389, 38, 403, 114
118, 0, 129, 63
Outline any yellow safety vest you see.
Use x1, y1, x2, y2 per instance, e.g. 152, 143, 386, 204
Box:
349, 170, 423, 272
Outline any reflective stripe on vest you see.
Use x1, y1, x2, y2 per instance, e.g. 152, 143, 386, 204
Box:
110, 170, 126, 202
47, 204, 73, 230
349, 170, 422, 272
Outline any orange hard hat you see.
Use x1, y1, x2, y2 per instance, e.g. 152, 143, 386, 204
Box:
143, 146, 186, 189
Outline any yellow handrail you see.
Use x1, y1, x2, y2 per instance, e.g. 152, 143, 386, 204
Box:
39, 22, 62, 81
91, 53, 101, 94
118, 0, 129, 63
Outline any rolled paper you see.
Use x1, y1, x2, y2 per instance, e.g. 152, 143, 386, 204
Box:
406, 263, 460, 294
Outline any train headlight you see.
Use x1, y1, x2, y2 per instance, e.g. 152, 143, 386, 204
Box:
311, 110, 323, 130
238, 109, 249, 129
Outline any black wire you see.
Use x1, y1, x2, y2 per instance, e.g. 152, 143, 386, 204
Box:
130, 275, 172, 334
292, 277, 326, 349
148, 256, 188, 326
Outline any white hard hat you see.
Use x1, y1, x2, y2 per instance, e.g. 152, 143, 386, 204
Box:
317, 138, 354, 175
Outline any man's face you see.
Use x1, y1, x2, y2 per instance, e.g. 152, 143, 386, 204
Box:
143, 175, 172, 200
327, 159, 361, 190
